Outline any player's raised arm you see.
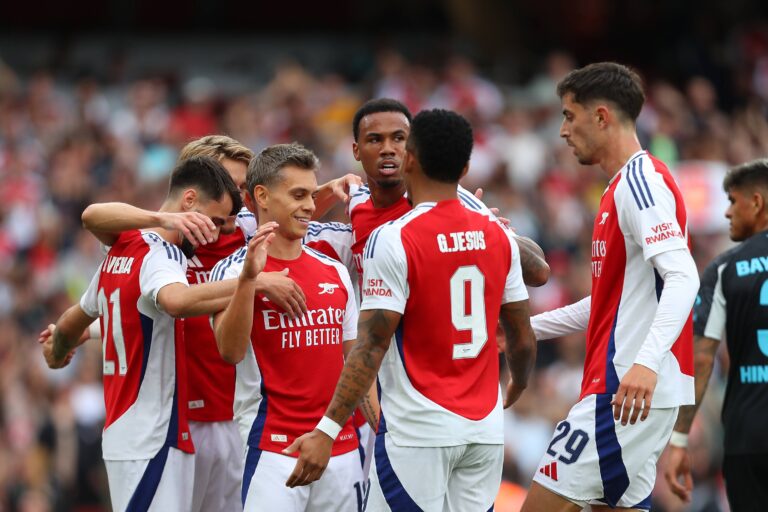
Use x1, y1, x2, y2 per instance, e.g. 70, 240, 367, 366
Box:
213, 223, 276, 364
82, 202, 219, 248
311, 173, 363, 220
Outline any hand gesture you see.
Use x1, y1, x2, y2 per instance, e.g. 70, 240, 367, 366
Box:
331, 174, 363, 204
38, 324, 75, 369
159, 212, 218, 247
611, 363, 657, 425
504, 379, 526, 408
473, 188, 512, 228
242, 222, 278, 281
283, 430, 334, 488
663, 445, 693, 502
256, 269, 307, 319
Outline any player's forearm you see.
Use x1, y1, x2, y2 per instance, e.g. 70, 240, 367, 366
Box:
53, 306, 97, 360
162, 280, 237, 318
635, 250, 699, 372
311, 180, 340, 220
214, 278, 259, 364
530, 296, 591, 340
82, 203, 161, 245
324, 309, 396, 426
673, 335, 719, 433
500, 300, 537, 388
515, 236, 550, 287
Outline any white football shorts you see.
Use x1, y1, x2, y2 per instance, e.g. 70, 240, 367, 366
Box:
532, 393, 677, 510
241, 448, 366, 512
366, 432, 503, 512
105, 445, 194, 512
189, 420, 244, 512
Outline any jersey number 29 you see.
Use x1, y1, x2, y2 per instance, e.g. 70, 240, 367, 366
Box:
451, 265, 487, 359
98, 287, 128, 376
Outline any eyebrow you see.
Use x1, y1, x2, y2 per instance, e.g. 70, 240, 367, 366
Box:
365, 129, 407, 137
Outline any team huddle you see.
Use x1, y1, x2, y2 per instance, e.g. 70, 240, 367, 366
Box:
40, 61, 743, 512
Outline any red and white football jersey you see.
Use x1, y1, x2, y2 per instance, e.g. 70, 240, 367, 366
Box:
347, 183, 497, 295
585, 150, 694, 407
185, 209, 255, 422
80, 230, 194, 460
211, 246, 359, 457
361, 199, 528, 447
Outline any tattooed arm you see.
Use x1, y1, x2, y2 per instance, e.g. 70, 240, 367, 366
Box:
39, 304, 98, 369
515, 235, 550, 287
342, 337, 381, 432
499, 299, 537, 407
283, 308, 400, 487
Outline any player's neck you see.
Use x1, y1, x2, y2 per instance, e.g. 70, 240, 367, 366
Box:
598, 129, 643, 179
408, 179, 458, 206
266, 234, 303, 261
368, 180, 406, 209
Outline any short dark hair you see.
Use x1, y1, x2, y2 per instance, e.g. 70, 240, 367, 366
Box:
247, 143, 318, 194
557, 62, 645, 122
724, 159, 768, 192
408, 109, 473, 184
352, 98, 412, 141
168, 156, 243, 215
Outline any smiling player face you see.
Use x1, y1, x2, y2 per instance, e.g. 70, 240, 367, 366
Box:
353, 111, 410, 189
259, 166, 318, 241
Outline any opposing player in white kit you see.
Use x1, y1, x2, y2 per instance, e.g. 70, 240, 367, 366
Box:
212, 143, 377, 512
287, 109, 537, 511
522, 63, 700, 511
40, 156, 251, 511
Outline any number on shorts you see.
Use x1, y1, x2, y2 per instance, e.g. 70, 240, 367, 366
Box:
450, 265, 487, 359
98, 287, 128, 375
546, 420, 589, 465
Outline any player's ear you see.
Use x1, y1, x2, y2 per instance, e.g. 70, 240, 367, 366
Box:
253, 185, 269, 210
459, 164, 469, 180
753, 191, 765, 214
595, 105, 610, 128
352, 140, 361, 161
181, 188, 198, 211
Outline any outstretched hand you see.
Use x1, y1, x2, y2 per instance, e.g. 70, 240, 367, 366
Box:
663, 445, 693, 502
330, 173, 364, 204
283, 430, 334, 488
38, 324, 75, 369
611, 364, 657, 425
160, 212, 219, 247
242, 222, 278, 280
473, 188, 512, 228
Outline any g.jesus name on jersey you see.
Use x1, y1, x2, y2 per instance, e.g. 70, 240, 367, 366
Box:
347, 183, 500, 296
211, 246, 359, 457
80, 230, 194, 461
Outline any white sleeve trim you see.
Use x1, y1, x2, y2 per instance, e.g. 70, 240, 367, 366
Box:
634, 248, 699, 373
530, 296, 591, 340
703, 264, 727, 341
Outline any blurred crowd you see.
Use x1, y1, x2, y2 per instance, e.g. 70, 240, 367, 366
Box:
3, 32, 768, 511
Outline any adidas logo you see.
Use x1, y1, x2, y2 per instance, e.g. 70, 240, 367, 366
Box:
538, 461, 558, 481
187, 255, 204, 268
